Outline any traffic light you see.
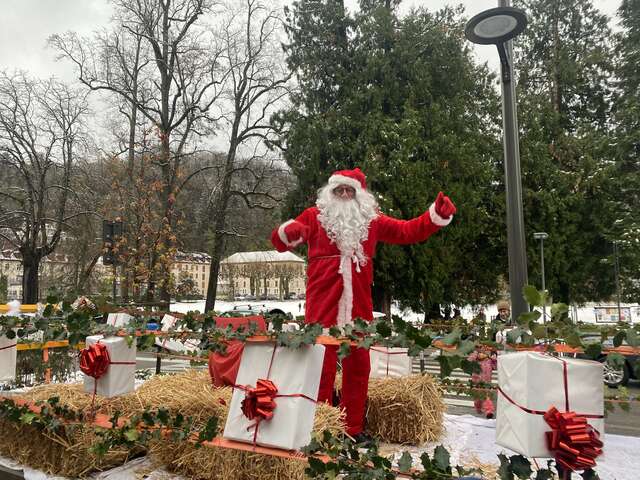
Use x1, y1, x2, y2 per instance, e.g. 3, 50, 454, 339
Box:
102, 220, 123, 266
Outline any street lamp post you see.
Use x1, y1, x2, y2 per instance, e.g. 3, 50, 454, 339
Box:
533, 232, 548, 321
613, 241, 622, 323
465, 2, 529, 321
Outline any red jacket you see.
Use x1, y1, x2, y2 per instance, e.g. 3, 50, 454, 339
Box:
271, 204, 450, 327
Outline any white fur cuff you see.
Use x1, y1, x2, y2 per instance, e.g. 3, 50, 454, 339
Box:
278, 219, 304, 248
429, 202, 453, 227
328, 175, 364, 192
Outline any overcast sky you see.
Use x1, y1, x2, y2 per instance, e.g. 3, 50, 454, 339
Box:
0, 0, 622, 82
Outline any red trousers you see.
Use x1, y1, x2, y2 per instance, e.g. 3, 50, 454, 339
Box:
317, 345, 370, 436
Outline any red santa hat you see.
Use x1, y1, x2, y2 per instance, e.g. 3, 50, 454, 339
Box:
327, 167, 367, 191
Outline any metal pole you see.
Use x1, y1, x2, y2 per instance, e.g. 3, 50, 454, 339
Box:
540, 238, 546, 322
112, 264, 117, 304
498, 0, 529, 321
614, 241, 622, 322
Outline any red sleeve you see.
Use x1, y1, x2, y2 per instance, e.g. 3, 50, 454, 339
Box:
270, 208, 316, 252
375, 202, 453, 245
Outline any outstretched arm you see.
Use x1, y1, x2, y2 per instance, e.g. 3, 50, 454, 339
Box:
377, 192, 456, 244
270, 208, 314, 252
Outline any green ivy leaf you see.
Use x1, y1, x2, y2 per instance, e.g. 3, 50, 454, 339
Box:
613, 331, 626, 347
607, 353, 626, 369
581, 469, 600, 480
535, 468, 554, 480
506, 328, 524, 344
522, 285, 542, 306
19, 412, 37, 425
307, 456, 327, 474
497, 453, 513, 480
584, 343, 602, 360
455, 340, 476, 356
442, 328, 461, 346
517, 311, 541, 326
433, 445, 450, 472
397, 451, 413, 473
124, 428, 139, 442
510, 455, 532, 479
337, 342, 351, 360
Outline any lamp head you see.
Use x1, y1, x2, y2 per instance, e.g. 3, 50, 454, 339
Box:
465, 7, 527, 45
533, 232, 548, 240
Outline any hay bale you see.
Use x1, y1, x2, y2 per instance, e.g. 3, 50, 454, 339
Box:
143, 370, 345, 480
366, 374, 445, 444
0, 417, 140, 477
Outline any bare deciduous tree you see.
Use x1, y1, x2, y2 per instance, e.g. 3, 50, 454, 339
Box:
50, 0, 226, 303
204, 0, 292, 311
0, 72, 89, 302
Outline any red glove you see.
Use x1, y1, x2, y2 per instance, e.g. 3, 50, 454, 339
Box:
435, 191, 456, 219
284, 221, 309, 244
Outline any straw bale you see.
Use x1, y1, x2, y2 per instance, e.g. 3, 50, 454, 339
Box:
0, 418, 141, 477
142, 370, 345, 480
365, 374, 445, 444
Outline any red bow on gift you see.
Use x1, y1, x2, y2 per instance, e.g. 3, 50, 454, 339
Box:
241, 379, 278, 422
544, 406, 603, 472
79, 343, 111, 380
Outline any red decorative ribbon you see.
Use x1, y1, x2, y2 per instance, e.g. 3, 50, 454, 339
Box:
80, 343, 111, 379
544, 406, 603, 472
241, 379, 278, 421
497, 356, 604, 473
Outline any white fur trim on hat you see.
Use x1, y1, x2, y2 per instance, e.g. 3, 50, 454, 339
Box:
278, 219, 305, 248
328, 175, 364, 192
429, 202, 453, 227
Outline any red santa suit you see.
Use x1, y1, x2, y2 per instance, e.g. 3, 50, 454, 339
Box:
271, 168, 454, 436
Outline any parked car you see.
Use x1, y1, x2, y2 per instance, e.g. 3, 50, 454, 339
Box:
219, 304, 287, 318
580, 334, 638, 388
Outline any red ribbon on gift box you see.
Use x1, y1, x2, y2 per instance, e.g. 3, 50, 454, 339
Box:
241, 378, 278, 421
497, 355, 604, 473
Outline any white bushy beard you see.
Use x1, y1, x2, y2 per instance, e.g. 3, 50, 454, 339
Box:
316, 184, 379, 267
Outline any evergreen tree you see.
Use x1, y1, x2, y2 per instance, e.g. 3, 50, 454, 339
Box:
610, 0, 640, 300
514, 0, 617, 304
274, 1, 505, 316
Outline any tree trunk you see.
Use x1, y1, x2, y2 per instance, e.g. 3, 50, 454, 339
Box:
21, 255, 41, 303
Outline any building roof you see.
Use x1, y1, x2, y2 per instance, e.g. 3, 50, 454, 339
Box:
221, 251, 305, 264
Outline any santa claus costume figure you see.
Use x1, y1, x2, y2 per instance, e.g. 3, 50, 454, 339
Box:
271, 167, 456, 439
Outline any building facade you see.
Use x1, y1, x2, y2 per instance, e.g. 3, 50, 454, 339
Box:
219, 251, 306, 300
0, 250, 75, 301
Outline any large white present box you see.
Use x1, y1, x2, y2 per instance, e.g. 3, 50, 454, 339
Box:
223, 342, 325, 450
496, 351, 604, 458
369, 347, 412, 378
0, 335, 17, 382
107, 312, 134, 327
83, 335, 136, 398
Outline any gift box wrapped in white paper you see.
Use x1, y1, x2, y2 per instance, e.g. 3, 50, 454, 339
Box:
369, 347, 412, 378
83, 335, 136, 397
0, 335, 17, 382
106, 312, 134, 327
223, 342, 325, 450
496, 351, 604, 458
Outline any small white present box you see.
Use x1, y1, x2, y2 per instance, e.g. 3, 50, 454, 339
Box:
106, 312, 134, 327
0, 335, 17, 382
496, 351, 604, 458
155, 314, 199, 353
369, 347, 412, 378
83, 335, 136, 397
223, 342, 325, 450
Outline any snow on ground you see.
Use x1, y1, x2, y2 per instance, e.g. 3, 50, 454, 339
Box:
171, 300, 640, 324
